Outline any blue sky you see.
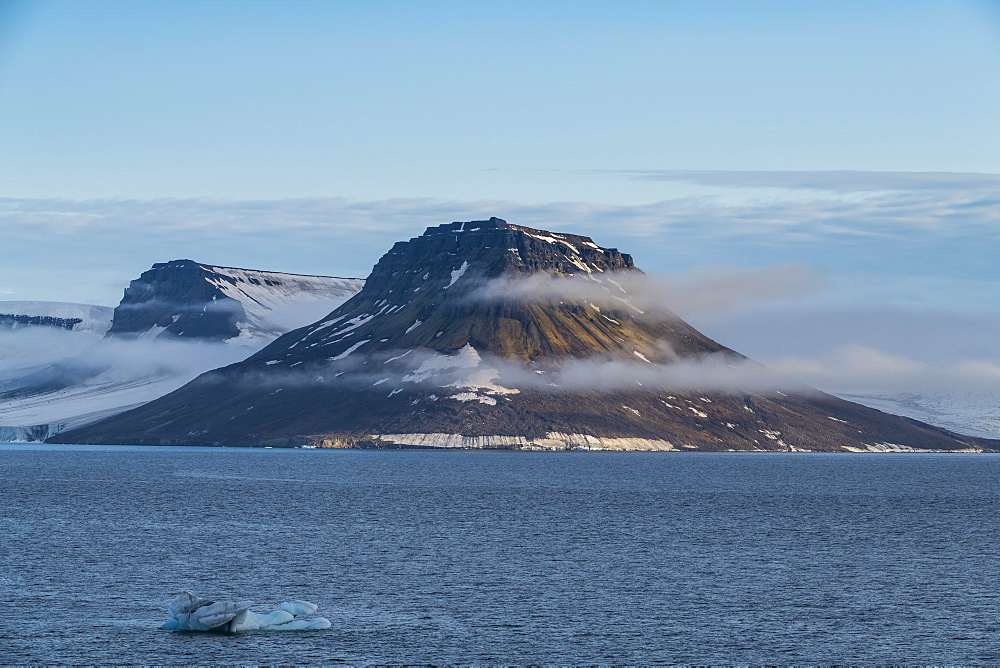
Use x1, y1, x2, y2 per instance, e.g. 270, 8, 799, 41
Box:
2, 0, 999, 200
0, 0, 998, 388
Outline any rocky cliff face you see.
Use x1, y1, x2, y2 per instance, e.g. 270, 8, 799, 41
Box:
107, 260, 363, 343
55, 218, 997, 451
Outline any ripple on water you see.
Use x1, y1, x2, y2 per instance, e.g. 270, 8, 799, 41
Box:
2, 445, 1000, 664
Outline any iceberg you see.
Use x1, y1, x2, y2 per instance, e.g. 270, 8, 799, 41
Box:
161, 591, 331, 632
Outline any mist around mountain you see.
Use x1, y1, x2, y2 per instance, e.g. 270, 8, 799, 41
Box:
0, 262, 364, 441
55, 218, 997, 452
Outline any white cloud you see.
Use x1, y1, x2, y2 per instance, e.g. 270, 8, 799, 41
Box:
765, 345, 1000, 394
615, 169, 1000, 193
472, 265, 824, 319
2, 185, 997, 244
0, 180, 995, 337
491, 353, 794, 394
0, 328, 255, 382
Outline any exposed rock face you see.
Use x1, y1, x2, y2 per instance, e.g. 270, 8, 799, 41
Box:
108, 260, 241, 340
107, 259, 364, 343
55, 218, 997, 451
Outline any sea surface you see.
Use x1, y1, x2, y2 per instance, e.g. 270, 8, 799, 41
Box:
2, 444, 1000, 665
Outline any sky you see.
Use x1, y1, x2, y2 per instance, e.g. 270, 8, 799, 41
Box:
0, 0, 998, 395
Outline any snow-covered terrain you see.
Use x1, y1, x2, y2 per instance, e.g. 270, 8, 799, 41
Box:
838, 391, 1000, 439
0, 301, 113, 335
0, 337, 256, 439
203, 265, 363, 343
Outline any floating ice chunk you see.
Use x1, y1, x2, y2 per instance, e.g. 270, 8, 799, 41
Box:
195, 600, 244, 629
168, 591, 199, 617
279, 600, 318, 616
162, 591, 330, 633
257, 610, 294, 627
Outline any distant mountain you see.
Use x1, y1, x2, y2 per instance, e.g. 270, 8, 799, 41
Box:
56, 218, 997, 452
0, 261, 364, 441
107, 259, 364, 344
0, 301, 113, 336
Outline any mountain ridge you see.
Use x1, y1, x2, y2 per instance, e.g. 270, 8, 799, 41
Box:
53, 218, 997, 452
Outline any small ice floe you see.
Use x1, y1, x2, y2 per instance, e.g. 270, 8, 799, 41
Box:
161, 591, 331, 632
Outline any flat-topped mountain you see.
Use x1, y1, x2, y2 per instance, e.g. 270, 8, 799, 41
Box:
107, 259, 364, 344
55, 218, 997, 451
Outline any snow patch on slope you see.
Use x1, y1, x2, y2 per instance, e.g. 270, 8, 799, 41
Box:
402, 344, 520, 404
445, 261, 469, 288
202, 266, 363, 344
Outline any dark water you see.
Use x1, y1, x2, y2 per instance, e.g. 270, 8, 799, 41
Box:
2, 445, 1000, 665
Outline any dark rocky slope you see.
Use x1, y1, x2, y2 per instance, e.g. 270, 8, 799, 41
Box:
55, 218, 997, 451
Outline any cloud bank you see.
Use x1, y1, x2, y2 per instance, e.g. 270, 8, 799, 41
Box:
472, 265, 823, 318
1, 177, 996, 310
0, 328, 256, 389
764, 345, 1000, 395
616, 169, 1000, 193
240, 343, 798, 396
